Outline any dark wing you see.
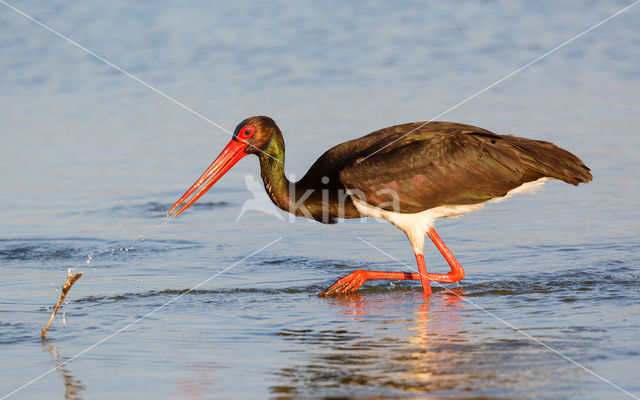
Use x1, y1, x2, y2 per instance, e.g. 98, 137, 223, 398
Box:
333, 122, 591, 213
298, 121, 456, 188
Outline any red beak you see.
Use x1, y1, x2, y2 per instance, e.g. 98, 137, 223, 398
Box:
169, 139, 248, 217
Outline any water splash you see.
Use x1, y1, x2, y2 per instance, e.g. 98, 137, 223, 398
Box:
77, 215, 172, 269
135, 214, 172, 244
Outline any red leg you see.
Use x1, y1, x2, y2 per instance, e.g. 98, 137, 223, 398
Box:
415, 253, 432, 296
425, 227, 465, 283
319, 270, 418, 296
319, 227, 464, 296
320, 251, 432, 296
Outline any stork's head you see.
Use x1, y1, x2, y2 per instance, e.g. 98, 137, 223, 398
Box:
168, 116, 280, 217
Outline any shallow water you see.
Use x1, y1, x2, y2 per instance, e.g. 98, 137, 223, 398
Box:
1, 1, 640, 399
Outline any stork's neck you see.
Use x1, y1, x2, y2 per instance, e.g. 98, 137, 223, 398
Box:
257, 132, 292, 211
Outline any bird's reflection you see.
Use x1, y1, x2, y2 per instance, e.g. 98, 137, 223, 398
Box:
42, 341, 85, 400
175, 361, 220, 399
271, 287, 470, 397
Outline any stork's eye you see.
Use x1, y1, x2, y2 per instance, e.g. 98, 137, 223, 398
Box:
240, 126, 255, 140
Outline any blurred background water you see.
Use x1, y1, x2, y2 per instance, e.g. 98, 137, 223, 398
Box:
1, 0, 639, 399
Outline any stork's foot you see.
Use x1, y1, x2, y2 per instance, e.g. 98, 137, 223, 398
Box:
320, 270, 369, 296
319, 270, 417, 296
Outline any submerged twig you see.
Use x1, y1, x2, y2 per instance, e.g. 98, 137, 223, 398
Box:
41, 268, 82, 340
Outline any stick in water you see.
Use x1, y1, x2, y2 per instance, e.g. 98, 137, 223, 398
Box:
41, 268, 83, 340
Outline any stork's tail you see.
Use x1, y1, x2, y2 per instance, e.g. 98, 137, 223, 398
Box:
502, 136, 593, 185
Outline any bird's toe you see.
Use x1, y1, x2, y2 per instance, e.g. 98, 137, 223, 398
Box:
320, 271, 367, 296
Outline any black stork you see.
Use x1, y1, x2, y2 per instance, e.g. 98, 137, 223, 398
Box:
168, 116, 591, 296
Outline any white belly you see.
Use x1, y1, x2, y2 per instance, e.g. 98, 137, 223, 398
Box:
348, 177, 550, 253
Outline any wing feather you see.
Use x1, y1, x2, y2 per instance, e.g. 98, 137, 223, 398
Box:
337, 123, 591, 213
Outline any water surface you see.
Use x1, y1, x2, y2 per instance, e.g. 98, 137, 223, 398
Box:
1, 1, 639, 399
